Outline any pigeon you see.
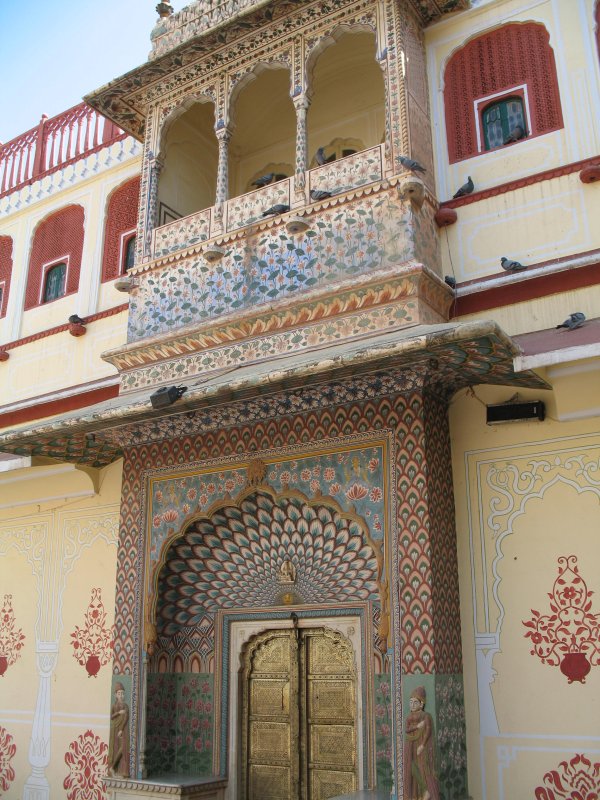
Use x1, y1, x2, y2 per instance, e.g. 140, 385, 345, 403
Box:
504, 125, 527, 145
252, 173, 275, 188
262, 204, 291, 217
556, 312, 586, 331
399, 155, 426, 174
500, 257, 527, 272
310, 189, 334, 202
444, 275, 456, 289
453, 176, 474, 198
68, 314, 86, 325
315, 147, 328, 166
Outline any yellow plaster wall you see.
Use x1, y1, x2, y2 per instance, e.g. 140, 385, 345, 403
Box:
449, 376, 600, 799
426, 0, 600, 280
0, 146, 140, 410
0, 460, 121, 797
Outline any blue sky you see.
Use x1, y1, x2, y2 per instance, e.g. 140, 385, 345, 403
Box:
0, 0, 161, 143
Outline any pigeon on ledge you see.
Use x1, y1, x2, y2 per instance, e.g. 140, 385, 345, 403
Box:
262, 204, 291, 217
500, 257, 527, 271
399, 155, 426, 173
314, 147, 329, 166
444, 275, 456, 289
556, 312, 586, 331
453, 176, 474, 198
68, 314, 86, 325
504, 125, 527, 145
252, 173, 287, 188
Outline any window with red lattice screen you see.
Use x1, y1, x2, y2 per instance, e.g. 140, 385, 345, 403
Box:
25, 205, 84, 310
444, 23, 563, 163
101, 177, 140, 282
0, 236, 12, 318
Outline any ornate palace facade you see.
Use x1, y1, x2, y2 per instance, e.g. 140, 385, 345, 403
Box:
1, 1, 599, 799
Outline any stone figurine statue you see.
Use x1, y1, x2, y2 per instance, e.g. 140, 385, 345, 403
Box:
108, 682, 130, 778
403, 686, 440, 800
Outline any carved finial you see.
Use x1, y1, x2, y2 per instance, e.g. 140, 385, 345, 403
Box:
247, 458, 267, 487
156, 1, 173, 18
145, 594, 157, 657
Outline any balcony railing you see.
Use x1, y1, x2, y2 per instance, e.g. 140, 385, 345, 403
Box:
0, 103, 125, 198
151, 144, 385, 260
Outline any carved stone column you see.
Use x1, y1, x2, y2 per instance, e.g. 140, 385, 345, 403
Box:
214, 126, 232, 232
293, 95, 310, 205
23, 642, 58, 800
143, 155, 163, 259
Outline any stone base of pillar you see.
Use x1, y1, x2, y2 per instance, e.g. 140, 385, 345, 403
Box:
104, 776, 226, 800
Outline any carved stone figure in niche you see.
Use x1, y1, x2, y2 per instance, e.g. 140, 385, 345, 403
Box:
108, 682, 130, 778
277, 558, 296, 584
403, 686, 440, 800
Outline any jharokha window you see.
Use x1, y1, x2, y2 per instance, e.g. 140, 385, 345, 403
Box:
444, 22, 563, 163
42, 262, 67, 303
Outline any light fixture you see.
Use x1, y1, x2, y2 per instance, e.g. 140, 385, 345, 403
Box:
203, 245, 226, 264
150, 385, 188, 410
285, 217, 310, 234
486, 400, 545, 424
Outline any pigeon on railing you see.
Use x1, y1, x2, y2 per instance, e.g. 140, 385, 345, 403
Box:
504, 125, 527, 145
262, 204, 291, 217
252, 173, 287, 188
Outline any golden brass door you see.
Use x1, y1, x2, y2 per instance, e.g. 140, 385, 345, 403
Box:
240, 627, 357, 800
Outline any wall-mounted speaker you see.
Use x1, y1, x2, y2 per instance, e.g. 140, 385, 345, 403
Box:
486, 400, 545, 425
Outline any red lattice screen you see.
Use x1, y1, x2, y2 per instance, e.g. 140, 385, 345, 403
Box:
0, 236, 13, 318
444, 22, 563, 163
101, 177, 140, 282
25, 205, 85, 309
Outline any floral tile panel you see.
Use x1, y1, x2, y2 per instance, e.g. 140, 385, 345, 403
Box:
148, 444, 386, 567
152, 208, 212, 259
309, 145, 384, 195
128, 186, 413, 342
225, 178, 291, 231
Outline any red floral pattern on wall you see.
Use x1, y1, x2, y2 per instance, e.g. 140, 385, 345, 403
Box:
0, 726, 16, 793
0, 595, 25, 677
523, 556, 600, 683
64, 730, 108, 800
535, 753, 600, 799
70, 589, 113, 677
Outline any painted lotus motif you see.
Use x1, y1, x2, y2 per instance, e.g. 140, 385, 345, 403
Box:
0, 595, 25, 677
0, 726, 16, 793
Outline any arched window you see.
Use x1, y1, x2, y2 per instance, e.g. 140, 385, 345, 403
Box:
101, 177, 140, 282
0, 235, 12, 319
42, 262, 67, 303
307, 30, 384, 166
444, 23, 563, 162
25, 205, 84, 310
123, 235, 136, 272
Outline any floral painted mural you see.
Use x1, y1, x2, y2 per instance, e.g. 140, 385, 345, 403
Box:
127, 191, 412, 341
70, 588, 114, 678
149, 444, 386, 567
0, 595, 25, 677
523, 555, 600, 684
535, 753, 600, 799
63, 730, 108, 800
145, 673, 213, 777
0, 725, 16, 794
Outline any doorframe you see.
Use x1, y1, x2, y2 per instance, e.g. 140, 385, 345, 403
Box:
215, 603, 373, 799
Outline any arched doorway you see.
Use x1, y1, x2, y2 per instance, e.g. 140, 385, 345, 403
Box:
239, 625, 358, 800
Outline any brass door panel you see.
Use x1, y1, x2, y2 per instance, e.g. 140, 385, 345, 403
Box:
240, 627, 357, 800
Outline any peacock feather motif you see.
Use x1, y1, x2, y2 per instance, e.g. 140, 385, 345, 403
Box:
157, 489, 378, 635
